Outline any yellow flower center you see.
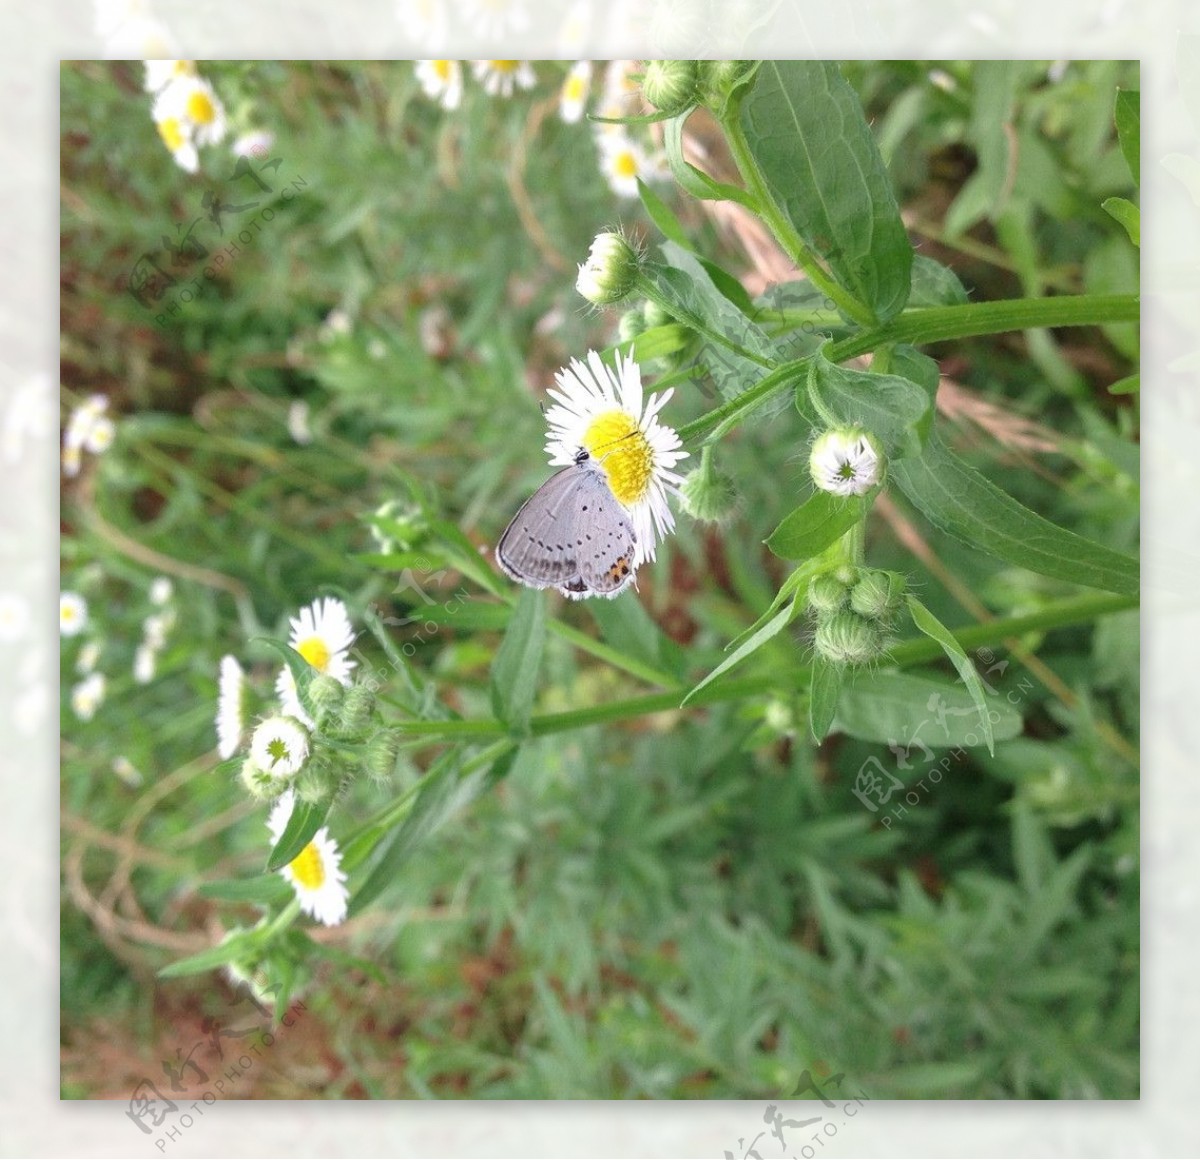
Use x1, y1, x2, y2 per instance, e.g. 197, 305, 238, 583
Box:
290, 841, 326, 890
157, 117, 186, 152
186, 90, 216, 124
564, 75, 586, 101
490, 60, 518, 73
297, 636, 331, 672
613, 150, 638, 179
583, 410, 653, 506
433, 59, 451, 81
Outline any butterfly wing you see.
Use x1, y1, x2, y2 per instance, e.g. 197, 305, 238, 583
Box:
496, 468, 591, 590
496, 465, 637, 598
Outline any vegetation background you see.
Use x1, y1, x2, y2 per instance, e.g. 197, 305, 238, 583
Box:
60, 59, 1139, 1101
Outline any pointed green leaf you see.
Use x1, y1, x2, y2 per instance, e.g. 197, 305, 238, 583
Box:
833, 670, 1022, 747
908, 254, 970, 307
1114, 89, 1139, 185
682, 604, 795, 706
1108, 372, 1139, 396
766, 491, 867, 560
891, 430, 1139, 596
489, 586, 546, 734
904, 595, 995, 755
158, 931, 257, 979
266, 794, 333, 872
1102, 196, 1140, 246
808, 656, 844, 743
637, 177, 692, 249
740, 61, 913, 322
197, 876, 291, 905
664, 113, 757, 208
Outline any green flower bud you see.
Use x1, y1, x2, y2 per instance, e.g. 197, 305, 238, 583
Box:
307, 674, 345, 723
617, 308, 648, 346
576, 231, 641, 306
849, 570, 905, 623
807, 573, 850, 615
698, 60, 755, 112
678, 448, 737, 523
809, 427, 884, 497
814, 611, 884, 667
294, 757, 339, 805
365, 730, 402, 784
641, 59, 700, 115
370, 498, 428, 555
336, 683, 376, 738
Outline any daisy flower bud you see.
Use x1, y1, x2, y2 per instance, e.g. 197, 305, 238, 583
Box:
678, 448, 737, 524
307, 673, 346, 723
849, 569, 906, 624
809, 428, 883, 497
249, 715, 311, 782
617, 308, 648, 346
814, 610, 885, 667
366, 730, 402, 784
576, 231, 641, 306
335, 683, 376, 738
698, 60, 755, 112
641, 59, 700, 115
807, 572, 851, 616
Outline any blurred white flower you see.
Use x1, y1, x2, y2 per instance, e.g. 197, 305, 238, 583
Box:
60, 592, 88, 637
471, 60, 536, 99
71, 672, 106, 721
149, 576, 174, 605
232, 129, 276, 159
142, 609, 176, 650
415, 60, 464, 110
133, 643, 157, 684
287, 401, 313, 446
63, 394, 109, 477
77, 639, 102, 674
112, 756, 144, 787
559, 61, 592, 124
217, 655, 247, 760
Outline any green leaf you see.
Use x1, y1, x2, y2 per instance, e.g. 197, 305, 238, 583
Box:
808, 656, 844, 743
663, 114, 756, 208
1108, 372, 1139, 396
489, 586, 546, 734
255, 639, 317, 717
681, 604, 795, 706
266, 794, 333, 872
637, 177, 691, 249
904, 596, 996, 755
740, 61, 913, 322
1114, 89, 1139, 185
766, 491, 867, 560
350, 747, 515, 915
727, 558, 826, 653
907, 254, 970, 307
159, 932, 256, 979
1101, 196, 1140, 246
891, 430, 1139, 597
834, 670, 1022, 748
807, 343, 933, 459
197, 876, 291, 905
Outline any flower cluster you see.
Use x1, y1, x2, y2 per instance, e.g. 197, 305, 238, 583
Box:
411, 58, 669, 200
807, 566, 904, 667
146, 60, 228, 173
62, 394, 115, 478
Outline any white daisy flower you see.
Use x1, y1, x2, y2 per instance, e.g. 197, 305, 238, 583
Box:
133, 642, 157, 684
544, 349, 687, 566
809, 428, 883, 497
0, 593, 29, 641
71, 672, 106, 722
77, 639, 102, 674
217, 655, 247, 759
143, 59, 196, 94
415, 59, 463, 110
231, 129, 275, 159
152, 107, 199, 173
83, 415, 115, 455
63, 394, 108, 477
287, 597, 357, 684
267, 791, 349, 926
471, 60, 536, 99
249, 715, 310, 780
149, 576, 174, 605
558, 60, 592, 123
153, 75, 227, 148
60, 592, 88, 636
597, 133, 652, 199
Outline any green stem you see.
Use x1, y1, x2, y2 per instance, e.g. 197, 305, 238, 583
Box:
636, 273, 774, 369
676, 294, 1139, 446
722, 110, 877, 328
381, 593, 1135, 743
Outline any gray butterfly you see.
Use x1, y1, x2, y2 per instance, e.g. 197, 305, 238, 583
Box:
496, 450, 637, 599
